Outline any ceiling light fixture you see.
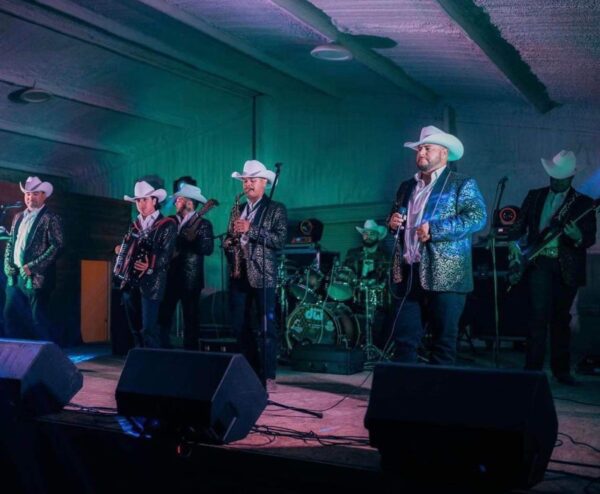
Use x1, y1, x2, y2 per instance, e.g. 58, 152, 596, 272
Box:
310, 43, 353, 62
19, 88, 53, 103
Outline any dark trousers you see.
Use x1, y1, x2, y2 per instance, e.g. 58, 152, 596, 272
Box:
391, 263, 466, 365
3, 277, 54, 342
526, 256, 578, 375
158, 284, 202, 350
122, 288, 161, 348
230, 276, 278, 382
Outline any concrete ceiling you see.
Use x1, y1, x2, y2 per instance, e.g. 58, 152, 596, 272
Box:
0, 0, 597, 180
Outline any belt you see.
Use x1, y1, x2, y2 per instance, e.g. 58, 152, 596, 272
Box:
539, 246, 559, 258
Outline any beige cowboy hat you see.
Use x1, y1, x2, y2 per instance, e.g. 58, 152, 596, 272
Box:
356, 219, 387, 240
541, 150, 577, 179
404, 125, 464, 162
19, 176, 53, 198
173, 183, 207, 204
124, 180, 167, 203
231, 160, 276, 185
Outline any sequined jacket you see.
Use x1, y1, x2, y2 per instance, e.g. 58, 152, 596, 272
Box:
225, 197, 287, 288
4, 207, 64, 290
167, 213, 214, 293
511, 187, 596, 287
389, 167, 487, 293
121, 214, 177, 301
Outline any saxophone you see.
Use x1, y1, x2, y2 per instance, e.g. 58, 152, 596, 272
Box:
226, 193, 244, 279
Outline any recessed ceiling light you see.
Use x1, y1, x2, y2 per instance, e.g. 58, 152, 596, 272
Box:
310, 44, 353, 62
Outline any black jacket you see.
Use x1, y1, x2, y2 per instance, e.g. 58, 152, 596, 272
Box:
225, 197, 287, 289
167, 212, 214, 292
4, 207, 64, 290
512, 187, 596, 287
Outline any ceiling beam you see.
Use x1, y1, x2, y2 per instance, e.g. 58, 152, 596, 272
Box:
435, 0, 559, 113
134, 0, 342, 98
0, 158, 72, 178
0, 117, 123, 155
0, 70, 186, 129
270, 0, 438, 103
0, 0, 258, 99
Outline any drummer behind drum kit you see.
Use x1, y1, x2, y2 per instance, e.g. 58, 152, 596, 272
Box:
276, 255, 390, 362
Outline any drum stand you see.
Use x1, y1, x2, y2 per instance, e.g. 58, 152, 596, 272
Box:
361, 286, 384, 362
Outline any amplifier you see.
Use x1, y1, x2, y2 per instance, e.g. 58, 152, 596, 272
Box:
290, 344, 364, 375
198, 337, 240, 353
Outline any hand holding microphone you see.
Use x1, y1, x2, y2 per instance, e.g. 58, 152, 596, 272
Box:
389, 207, 407, 232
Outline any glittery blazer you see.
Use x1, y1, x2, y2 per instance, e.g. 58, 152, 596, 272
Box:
389, 167, 487, 293
511, 187, 596, 287
225, 197, 288, 289
4, 207, 64, 290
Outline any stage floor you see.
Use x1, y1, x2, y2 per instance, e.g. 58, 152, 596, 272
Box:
35, 344, 600, 492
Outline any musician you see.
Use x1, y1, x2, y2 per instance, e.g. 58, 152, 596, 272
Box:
224, 160, 287, 389
118, 180, 177, 348
509, 150, 596, 385
157, 184, 214, 349
344, 219, 389, 284
3, 176, 64, 342
387, 126, 487, 365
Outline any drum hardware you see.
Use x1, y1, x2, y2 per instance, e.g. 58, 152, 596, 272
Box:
357, 281, 386, 362
289, 266, 323, 304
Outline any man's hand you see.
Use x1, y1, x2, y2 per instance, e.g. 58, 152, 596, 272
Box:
233, 219, 251, 234
134, 255, 150, 277
564, 221, 583, 244
416, 222, 431, 243
388, 212, 406, 232
19, 265, 32, 278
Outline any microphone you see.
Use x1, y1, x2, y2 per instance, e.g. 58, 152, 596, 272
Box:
394, 206, 407, 240
274, 162, 283, 172
0, 201, 23, 210
498, 176, 508, 185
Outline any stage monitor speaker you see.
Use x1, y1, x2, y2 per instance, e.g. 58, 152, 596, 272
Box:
115, 349, 267, 444
0, 339, 83, 416
364, 363, 557, 490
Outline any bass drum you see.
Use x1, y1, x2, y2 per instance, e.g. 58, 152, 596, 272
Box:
285, 303, 360, 350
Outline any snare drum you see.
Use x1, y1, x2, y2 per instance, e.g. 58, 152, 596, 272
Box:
285, 302, 360, 350
326, 266, 357, 302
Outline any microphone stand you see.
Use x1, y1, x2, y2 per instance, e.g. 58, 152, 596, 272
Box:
250, 163, 322, 419
488, 177, 507, 367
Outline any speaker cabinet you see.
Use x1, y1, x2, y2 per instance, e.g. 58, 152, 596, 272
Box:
116, 349, 267, 444
0, 339, 83, 416
364, 363, 557, 489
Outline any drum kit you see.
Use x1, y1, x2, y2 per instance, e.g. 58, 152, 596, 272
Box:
276, 255, 390, 361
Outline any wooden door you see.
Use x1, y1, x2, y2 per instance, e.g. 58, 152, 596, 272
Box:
81, 260, 110, 342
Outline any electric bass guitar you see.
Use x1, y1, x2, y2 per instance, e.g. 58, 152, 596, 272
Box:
508, 198, 600, 285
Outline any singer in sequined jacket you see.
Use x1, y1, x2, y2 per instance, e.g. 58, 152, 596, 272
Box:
389, 167, 487, 293
4, 207, 64, 291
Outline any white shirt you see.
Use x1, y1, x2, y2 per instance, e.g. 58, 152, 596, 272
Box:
137, 210, 160, 232
404, 166, 447, 264
13, 206, 44, 267
240, 197, 262, 247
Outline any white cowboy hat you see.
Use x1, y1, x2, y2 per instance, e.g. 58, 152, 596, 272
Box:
541, 150, 577, 179
404, 125, 464, 162
231, 160, 276, 185
19, 176, 53, 198
124, 180, 167, 203
356, 219, 387, 240
173, 183, 207, 204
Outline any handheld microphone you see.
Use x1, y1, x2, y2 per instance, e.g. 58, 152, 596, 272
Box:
394, 206, 407, 240
499, 176, 508, 185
